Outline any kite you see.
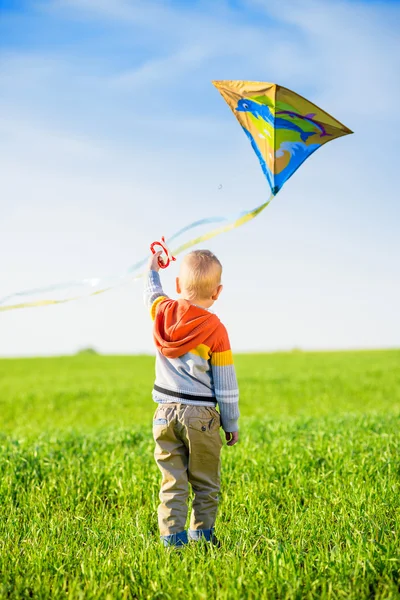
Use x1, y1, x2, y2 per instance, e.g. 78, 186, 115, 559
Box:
212, 79, 352, 204
0, 81, 352, 312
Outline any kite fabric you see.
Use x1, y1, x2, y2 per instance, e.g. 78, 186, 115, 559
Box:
0, 80, 352, 312
213, 80, 352, 195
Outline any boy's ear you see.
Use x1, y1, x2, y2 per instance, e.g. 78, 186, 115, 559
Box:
212, 284, 223, 301
176, 277, 181, 295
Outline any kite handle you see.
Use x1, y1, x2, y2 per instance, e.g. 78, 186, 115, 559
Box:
150, 237, 176, 269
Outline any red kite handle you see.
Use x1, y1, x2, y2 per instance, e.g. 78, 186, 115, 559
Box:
150, 237, 176, 269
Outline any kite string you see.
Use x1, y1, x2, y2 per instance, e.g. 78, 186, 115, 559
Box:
0, 193, 275, 312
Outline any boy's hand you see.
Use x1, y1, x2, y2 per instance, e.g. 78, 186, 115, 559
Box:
225, 431, 239, 446
148, 251, 164, 272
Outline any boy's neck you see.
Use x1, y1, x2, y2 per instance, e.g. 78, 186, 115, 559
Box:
180, 295, 213, 310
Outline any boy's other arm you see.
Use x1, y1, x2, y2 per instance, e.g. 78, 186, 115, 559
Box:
143, 251, 169, 319
211, 326, 240, 446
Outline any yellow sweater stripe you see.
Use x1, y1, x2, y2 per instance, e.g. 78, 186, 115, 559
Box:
189, 344, 211, 361
211, 350, 234, 367
150, 296, 168, 321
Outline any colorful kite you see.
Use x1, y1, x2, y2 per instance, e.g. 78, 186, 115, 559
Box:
0, 81, 352, 312
168, 80, 352, 255
213, 80, 352, 195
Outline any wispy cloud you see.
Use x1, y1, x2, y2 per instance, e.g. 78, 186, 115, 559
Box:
253, 0, 400, 116
111, 45, 214, 88
45, 0, 303, 86
41, 0, 400, 123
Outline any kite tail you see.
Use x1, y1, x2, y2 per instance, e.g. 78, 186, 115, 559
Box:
171, 194, 274, 256
0, 193, 275, 312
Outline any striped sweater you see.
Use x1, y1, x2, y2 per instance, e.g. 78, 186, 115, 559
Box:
144, 270, 239, 432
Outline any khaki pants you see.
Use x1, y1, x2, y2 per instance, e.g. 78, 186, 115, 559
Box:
153, 403, 223, 536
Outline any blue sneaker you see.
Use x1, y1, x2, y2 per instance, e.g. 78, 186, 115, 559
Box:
188, 528, 221, 547
161, 530, 188, 548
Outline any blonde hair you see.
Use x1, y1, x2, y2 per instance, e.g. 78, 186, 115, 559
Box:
180, 250, 222, 300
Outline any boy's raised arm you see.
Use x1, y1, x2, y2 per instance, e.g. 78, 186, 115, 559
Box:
143, 252, 169, 319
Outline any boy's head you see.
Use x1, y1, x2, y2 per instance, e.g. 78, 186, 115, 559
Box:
176, 250, 223, 308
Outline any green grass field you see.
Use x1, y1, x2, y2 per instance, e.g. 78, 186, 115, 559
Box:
1, 350, 399, 599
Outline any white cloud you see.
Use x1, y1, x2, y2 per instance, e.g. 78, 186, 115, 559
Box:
251, 0, 400, 116
45, 0, 304, 82
48, 0, 178, 26
111, 45, 215, 89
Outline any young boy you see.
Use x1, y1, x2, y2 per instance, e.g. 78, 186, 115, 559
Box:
144, 249, 239, 548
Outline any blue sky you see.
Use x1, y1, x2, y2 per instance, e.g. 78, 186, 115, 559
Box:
1, 0, 399, 356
